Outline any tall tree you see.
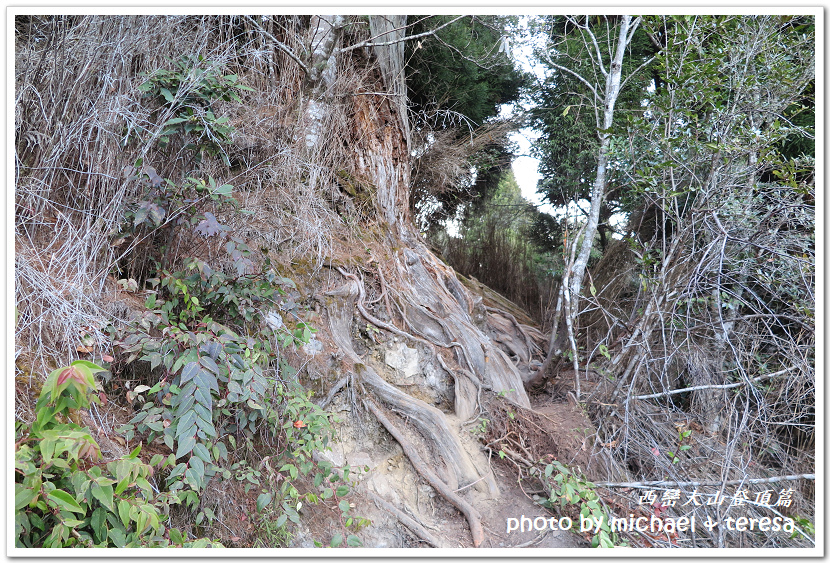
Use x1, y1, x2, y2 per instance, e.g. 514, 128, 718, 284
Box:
533, 15, 648, 395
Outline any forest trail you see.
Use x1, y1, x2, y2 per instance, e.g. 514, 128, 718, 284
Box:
13, 14, 815, 551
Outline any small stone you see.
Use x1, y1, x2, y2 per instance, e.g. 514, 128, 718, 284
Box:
385, 341, 419, 377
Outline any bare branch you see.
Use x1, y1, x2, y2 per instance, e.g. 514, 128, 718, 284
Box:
632, 366, 797, 401
620, 55, 656, 91
542, 54, 599, 101
596, 473, 815, 489
339, 15, 467, 54
242, 15, 308, 74
577, 15, 608, 78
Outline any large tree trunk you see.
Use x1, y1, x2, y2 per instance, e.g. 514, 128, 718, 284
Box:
302, 15, 538, 546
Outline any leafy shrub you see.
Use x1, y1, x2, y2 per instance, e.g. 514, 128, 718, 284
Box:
111, 237, 351, 538
134, 55, 253, 163
107, 55, 365, 544
541, 460, 624, 548
116, 169, 240, 240
14, 360, 222, 548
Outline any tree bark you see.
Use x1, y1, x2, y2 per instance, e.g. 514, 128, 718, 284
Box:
539, 16, 640, 394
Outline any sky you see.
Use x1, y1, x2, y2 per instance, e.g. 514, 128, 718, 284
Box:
502, 16, 557, 217
510, 129, 555, 215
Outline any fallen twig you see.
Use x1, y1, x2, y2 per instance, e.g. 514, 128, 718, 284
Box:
595, 473, 815, 489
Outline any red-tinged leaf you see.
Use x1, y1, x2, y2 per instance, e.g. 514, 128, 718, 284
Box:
651, 447, 660, 457
57, 367, 76, 385
293, 420, 306, 428
102, 354, 114, 363
98, 392, 108, 405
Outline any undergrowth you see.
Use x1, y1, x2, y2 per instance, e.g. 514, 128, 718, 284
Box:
14, 360, 222, 548
15, 52, 366, 549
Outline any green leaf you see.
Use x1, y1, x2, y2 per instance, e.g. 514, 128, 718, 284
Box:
213, 184, 233, 197
176, 433, 197, 459
330, 534, 343, 548
169, 527, 183, 545
256, 492, 272, 512
114, 475, 132, 496
133, 206, 150, 227
185, 466, 203, 490
181, 361, 200, 385
109, 526, 127, 548
275, 514, 287, 528
346, 534, 362, 547
15, 485, 36, 511
176, 410, 197, 437
336, 485, 350, 497
199, 355, 219, 374
91, 507, 107, 542
192, 442, 211, 463
338, 499, 350, 513
160, 88, 175, 103
91, 483, 115, 512
47, 490, 85, 514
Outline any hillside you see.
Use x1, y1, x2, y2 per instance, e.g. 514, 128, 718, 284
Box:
13, 14, 816, 551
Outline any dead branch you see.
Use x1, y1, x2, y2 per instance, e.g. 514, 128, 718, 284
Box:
595, 473, 815, 489
631, 367, 797, 401
242, 15, 309, 74
338, 15, 467, 54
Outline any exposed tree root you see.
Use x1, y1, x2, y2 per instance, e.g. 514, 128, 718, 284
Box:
364, 399, 484, 548
318, 236, 554, 545
324, 276, 496, 494
367, 491, 443, 548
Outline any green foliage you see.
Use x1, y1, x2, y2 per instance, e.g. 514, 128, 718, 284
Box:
540, 460, 625, 548
111, 238, 367, 543
252, 460, 370, 548
528, 15, 656, 210
438, 170, 560, 319
15, 361, 221, 548
790, 515, 816, 540
406, 15, 525, 128
114, 165, 239, 255
666, 428, 693, 465
111, 57, 365, 545
115, 56, 250, 280
134, 55, 253, 164
114, 241, 327, 462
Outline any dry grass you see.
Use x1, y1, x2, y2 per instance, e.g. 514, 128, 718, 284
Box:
13, 15, 361, 373
13, 14, 378, 545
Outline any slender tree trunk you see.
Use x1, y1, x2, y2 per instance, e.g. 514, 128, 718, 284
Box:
539, 16, 639, 394
568, 14, 632, 310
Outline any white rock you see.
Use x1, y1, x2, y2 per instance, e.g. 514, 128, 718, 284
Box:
385, 341, 419, 378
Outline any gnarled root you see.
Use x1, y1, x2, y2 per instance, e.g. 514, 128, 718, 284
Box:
367, 491, 443, 548
365, 399, 484, 548
325, 277, 496, 494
